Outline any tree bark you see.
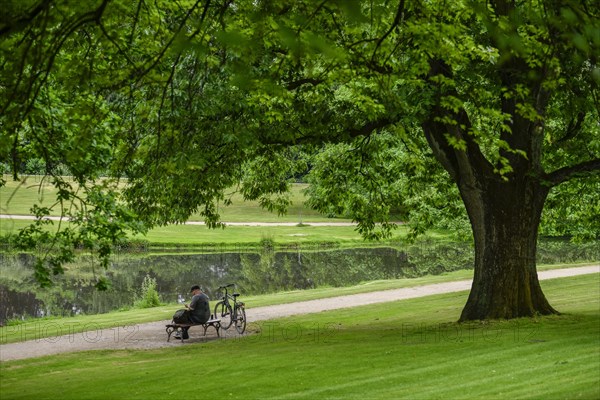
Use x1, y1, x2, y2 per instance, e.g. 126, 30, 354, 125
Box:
458, 175, 558, 321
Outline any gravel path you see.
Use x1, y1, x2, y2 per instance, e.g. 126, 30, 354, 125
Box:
1, 265, 597, 362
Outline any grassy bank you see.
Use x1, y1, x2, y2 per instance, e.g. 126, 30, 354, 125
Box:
1, 273, 598, 399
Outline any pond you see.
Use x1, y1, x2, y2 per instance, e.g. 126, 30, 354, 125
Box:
1, 243, 472, 324
0, 239, 598, 324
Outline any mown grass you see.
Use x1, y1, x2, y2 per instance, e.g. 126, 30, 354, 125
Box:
1, 175, 424, 246
0, 217, 423, 247
1, 273, 598, 399
0, 176, 343, 222
0, 217, 364, 244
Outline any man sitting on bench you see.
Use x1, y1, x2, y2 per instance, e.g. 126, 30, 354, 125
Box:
174, 285, 211, 340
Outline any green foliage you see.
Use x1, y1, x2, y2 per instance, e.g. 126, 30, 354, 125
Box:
23, 159, 46, 175
259, 234, 275, 250
0, 163, 9, 175
5, 176, 148, 288
134, 274, 161, 309
0, 0, 598, 290
540, 175, 600, 241
304, 132, 471, 240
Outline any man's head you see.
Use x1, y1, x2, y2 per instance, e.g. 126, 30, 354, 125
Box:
190, 285, 201, 294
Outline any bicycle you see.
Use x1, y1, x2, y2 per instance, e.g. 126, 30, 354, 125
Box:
213, 283, 246, 334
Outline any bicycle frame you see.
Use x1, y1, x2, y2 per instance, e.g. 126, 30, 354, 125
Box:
214, 283, 246, 333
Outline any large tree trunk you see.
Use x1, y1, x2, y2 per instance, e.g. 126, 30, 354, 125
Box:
421, 47, 561, 321
458, 175, 558, 321
422, 89, 559, 321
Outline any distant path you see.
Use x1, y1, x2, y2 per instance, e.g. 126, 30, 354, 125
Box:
1, 265, 597, 362
0, 214, 357, 226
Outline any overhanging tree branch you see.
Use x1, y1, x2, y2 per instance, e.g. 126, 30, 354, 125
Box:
422, 58, 494, 182
370, 0, 405, 63
286, 78, 324, 90
111, 0, 206, 88
545, 158, 600, 187
346, 118, 396, 139
1, 0, 110, 119
558, 111, 586, 143
0, 0, 53, 37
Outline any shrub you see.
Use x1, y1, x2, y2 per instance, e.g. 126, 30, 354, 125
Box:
134, 274, 161, 308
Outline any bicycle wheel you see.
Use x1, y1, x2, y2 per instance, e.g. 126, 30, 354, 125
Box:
234, 304, 246, 334
214, 301, 233, 330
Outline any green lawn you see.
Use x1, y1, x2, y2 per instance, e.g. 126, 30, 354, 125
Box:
0, 216, 418, 246
0, 175, 344, 223
2, 176, 417, 246
1, 273, 598, 399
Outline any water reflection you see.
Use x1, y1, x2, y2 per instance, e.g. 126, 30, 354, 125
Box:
1, 238, 597, 324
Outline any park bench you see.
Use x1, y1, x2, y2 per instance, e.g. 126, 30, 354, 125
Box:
165, 317, 221, 342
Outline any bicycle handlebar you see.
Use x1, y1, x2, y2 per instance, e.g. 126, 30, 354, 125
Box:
217, 283, 235, 290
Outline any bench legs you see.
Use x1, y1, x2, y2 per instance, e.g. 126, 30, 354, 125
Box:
203, 321, 221, 337
166, 325, 184, 342
166, 321, 221, 342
